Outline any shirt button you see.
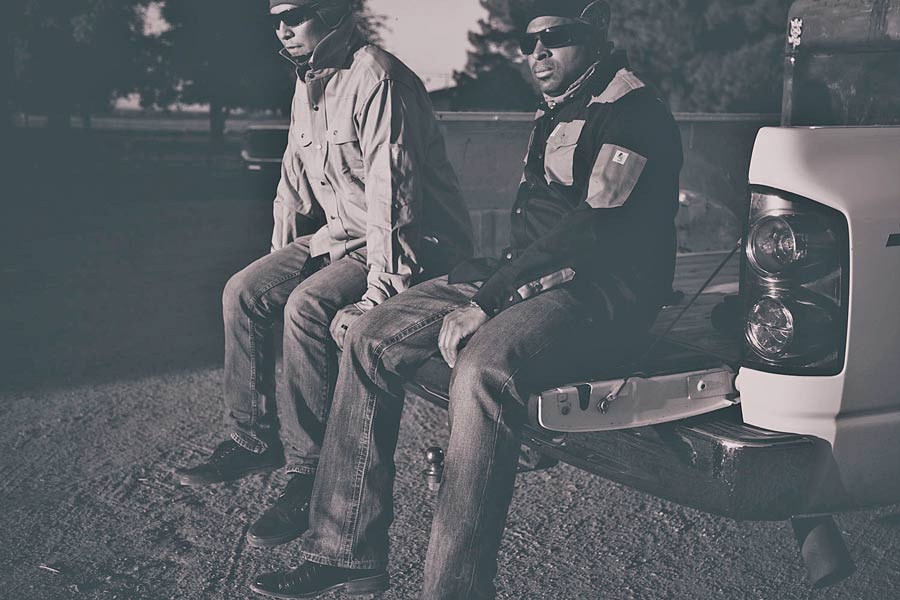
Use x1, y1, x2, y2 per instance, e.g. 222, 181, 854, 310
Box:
508, 295, 515, 303
505, 252, 513, 260
330, 215, 336, 220
320, 181, 327, 186
515, 208, 522, 215
316, 144, 322, 150
312, 106, 319, 111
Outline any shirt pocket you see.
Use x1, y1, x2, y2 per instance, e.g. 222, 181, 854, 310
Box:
291, 125, 313, 149
544, 119, 586, 187
329, 124, 366, 183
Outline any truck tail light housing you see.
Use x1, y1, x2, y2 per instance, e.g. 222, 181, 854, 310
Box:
741, 187, 850, 375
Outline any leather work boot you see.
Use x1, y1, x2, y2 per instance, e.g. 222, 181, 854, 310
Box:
250, 561, 389, 599
247, 473, 315, 548
175, 439, 284, 486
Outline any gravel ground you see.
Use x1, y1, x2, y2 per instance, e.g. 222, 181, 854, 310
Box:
2, 127, 899, 599
3, 368, 900, 600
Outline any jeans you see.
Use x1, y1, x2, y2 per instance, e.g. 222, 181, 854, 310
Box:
222, 236, 368, 474
299, 275, 641, 599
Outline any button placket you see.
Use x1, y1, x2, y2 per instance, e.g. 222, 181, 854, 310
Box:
310, 79, 330, 185
317, 79, 348, 236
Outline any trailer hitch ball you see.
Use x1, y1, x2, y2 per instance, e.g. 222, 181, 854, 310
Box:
422, 446, 445, 492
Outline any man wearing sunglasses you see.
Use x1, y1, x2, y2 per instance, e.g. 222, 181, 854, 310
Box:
175, 0, 472, 556
249, 0, 683, 598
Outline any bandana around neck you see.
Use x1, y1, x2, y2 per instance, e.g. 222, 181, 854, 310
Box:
542, 61, 600, 110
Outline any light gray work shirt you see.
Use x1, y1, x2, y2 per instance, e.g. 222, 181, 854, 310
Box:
272, 17, 473, 309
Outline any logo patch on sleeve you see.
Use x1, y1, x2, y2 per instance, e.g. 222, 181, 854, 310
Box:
586, 144, 647, 209
612, 150, 629, 165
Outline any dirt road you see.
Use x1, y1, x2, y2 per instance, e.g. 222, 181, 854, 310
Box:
2, 128, 899, 599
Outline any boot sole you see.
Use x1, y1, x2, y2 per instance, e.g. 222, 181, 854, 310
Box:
175, 463, 283, 486
246, 526, 307, 548
249, 573, 389, 599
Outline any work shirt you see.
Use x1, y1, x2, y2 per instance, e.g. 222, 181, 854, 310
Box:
273, 17, 473, 309
452, 52, 683, 325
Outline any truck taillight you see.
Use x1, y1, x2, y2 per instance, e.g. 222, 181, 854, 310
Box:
741, 187, 849, 375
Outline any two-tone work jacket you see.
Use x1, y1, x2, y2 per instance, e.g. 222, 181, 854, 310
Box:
451, 51, 683, 326
273, 16, 473, 309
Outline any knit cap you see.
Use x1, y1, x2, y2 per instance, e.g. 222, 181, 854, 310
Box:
511, 0, 610, 32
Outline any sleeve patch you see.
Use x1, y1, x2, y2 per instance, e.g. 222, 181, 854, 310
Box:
515, 267, 576, 300
586, 144, 647, 209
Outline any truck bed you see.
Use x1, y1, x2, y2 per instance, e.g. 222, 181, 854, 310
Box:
647, 249, 741, 371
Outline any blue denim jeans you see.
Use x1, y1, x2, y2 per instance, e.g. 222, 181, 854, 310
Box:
299, 275, 640, 599
222, 236, 368, 474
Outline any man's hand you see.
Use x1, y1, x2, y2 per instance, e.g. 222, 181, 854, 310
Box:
330, 304, 365, 351
439, 303, 490, 368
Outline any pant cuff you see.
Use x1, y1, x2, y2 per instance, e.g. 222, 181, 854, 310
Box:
298, 549, 386, 571
231, 431, 268, 454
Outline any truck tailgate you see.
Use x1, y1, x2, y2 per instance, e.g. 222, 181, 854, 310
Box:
407, 250, 743, 415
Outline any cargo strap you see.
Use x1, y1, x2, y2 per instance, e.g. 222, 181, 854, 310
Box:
636, 238, 742, 368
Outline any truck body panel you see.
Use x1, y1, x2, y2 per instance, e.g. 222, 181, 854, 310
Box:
741, 126, 900, 507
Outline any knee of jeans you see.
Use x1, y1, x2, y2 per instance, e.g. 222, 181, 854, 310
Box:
344, 311, 385, 367
283, 287, 331, 327
223, 269, 255, 317
449, 340, 510, 410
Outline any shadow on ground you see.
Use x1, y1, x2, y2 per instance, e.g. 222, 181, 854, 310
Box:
1, 128, 274, 394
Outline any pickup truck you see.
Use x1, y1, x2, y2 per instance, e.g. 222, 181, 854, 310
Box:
241, 0, 900, 588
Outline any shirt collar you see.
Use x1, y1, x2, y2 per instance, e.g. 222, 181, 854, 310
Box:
537, 47, 627, 115
278, 15, 364, 81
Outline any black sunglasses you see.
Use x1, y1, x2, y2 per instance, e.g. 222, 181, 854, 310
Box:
269, 7, 315, 29
519, 24, 591, 55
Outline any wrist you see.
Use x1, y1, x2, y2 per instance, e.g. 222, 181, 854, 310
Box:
468, 299, 488, 316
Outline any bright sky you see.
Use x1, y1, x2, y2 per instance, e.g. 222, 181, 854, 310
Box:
368, 0, 487, 90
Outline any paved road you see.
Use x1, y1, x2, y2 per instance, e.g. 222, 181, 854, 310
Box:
2, 128, 899, 599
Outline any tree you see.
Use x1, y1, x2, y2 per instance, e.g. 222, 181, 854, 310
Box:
457, 0, 793, 113
612, 0, 791, 113
11, 0, 150, 128
451, 0, 539, 111
154, 0, 384, 142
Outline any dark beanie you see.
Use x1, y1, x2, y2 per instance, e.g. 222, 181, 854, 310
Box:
511, 0, 610, 31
